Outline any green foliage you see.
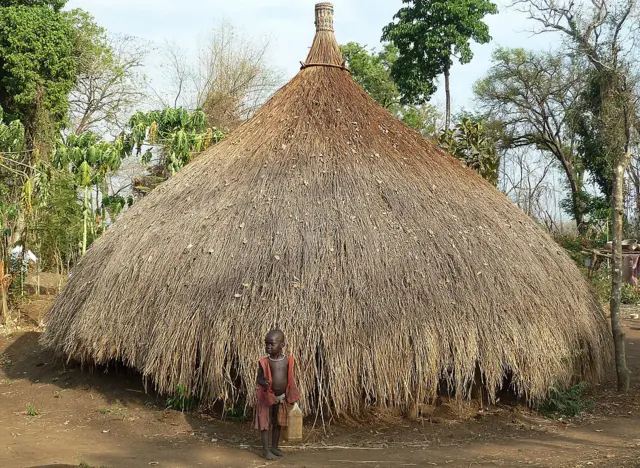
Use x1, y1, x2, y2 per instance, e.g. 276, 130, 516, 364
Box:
52, 131, 128, 255
128, 108, 226, 176
101, 195, 127, 220
0, 0, 66, 11
399, 104, 442, 136
568, 68, 634, 202
63, 8, 108, 75
166, 384, 194, 412
225, 405, 248, 420
341, 42, 400, 109
0, 106, 25, 152
30, 169, 84, 268
554, 234, 597, 253
553, 234, 615, 304
475, 48, 593, 228
474, 48, 583, 156
53, 132, 127, 188
0, 4, 76, 142
559, 191, 610, 232
590, 267, 612, 303
438, 118, 500, 185
554, 233, 607, 268
341, 42, 442, 136
620, 283, 640, 305
537, 383, 593, 418
0, 108, 27, 273
382, 0, 498, 104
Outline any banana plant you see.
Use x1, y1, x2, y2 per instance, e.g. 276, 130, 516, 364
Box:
128, 107, 226, 177
53, 132, 127, 255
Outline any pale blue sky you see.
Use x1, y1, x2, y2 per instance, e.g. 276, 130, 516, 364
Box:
66, 0, 561, 113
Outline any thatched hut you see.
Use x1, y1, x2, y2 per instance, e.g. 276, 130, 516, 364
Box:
43, 3, 611, 414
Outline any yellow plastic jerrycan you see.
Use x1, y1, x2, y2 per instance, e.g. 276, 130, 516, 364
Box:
285, 402, 303, 441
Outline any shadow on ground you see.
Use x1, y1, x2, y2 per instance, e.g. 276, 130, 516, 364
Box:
2, 328, 640, 468
3, 331, 158, 408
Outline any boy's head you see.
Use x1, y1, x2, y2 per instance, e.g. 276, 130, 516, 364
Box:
265, 329, 285, 357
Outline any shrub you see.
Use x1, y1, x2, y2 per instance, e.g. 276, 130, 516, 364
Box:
537, 383, 593, 418
25, 403, 38, 416
166, 384, 194, 412
621, 283, 640, 305
590, 267, 612, 303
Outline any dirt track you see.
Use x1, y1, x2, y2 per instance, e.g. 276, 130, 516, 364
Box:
1, 299, 639, 468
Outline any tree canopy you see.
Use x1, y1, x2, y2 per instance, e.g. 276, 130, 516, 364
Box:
341, 42, 400, 110
0, 4, 76, 148
382, 0, 497, 126
0, 0, 66, 11
474, 47, 592, 230
341, 41, 443, 136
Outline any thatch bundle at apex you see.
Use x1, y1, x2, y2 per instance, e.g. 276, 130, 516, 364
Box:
42, 3, 611, 414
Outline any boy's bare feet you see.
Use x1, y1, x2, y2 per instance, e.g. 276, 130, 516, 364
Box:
270, 448, 284, 457
263, 450, 277, 460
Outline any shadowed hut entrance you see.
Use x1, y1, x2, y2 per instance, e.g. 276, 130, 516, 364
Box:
42, 3, 611, 418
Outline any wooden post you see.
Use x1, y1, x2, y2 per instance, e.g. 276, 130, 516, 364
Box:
611, 159, 631, 392
471, 364, 484, 409
0, 260, 10, 327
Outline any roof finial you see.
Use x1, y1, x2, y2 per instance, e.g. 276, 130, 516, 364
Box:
315, 2, 334, 32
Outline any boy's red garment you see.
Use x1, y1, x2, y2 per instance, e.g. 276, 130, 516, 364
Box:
254, 355, 301, 430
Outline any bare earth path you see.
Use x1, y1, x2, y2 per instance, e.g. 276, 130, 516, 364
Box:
1, 299, 639, 468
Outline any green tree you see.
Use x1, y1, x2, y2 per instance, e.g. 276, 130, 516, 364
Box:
53, 132, 127, 255
341, 42, 400, 109
0, 106, 25, 153
399, 104, 442, 137
0, 0, 65, 10
439, 117, 500, 185
341, 42, 443, 136
474, 48, 590, 232
569, 69, 631, 203
30, 168, 83, 275
0, 106, 26, 324
128, 108, 226, 180
0, 3, 76, 153
382, 0, 498, 128
514, 0, 639, 392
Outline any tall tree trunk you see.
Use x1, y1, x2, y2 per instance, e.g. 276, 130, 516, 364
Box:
569, 182, 586, 235
555, 156, 585, 234
82, 185, 89, 256
610, 155, 631, 392
0, 260, 9, 327
444, 63, 451, 129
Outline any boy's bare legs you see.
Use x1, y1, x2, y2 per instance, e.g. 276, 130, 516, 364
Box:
261, 430, 276, 460
271, 424, 284, 457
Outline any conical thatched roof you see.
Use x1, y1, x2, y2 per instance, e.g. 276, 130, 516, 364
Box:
43, 3, 611, 414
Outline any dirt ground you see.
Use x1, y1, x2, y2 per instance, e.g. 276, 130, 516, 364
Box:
1, 297, 640, 468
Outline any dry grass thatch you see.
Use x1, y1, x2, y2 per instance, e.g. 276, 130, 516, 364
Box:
42, 3, 611, 415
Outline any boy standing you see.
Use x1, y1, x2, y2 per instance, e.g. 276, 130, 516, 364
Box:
255, 329, 301, 460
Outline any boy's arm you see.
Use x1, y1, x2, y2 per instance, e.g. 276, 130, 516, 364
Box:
256, 364, 269, 388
